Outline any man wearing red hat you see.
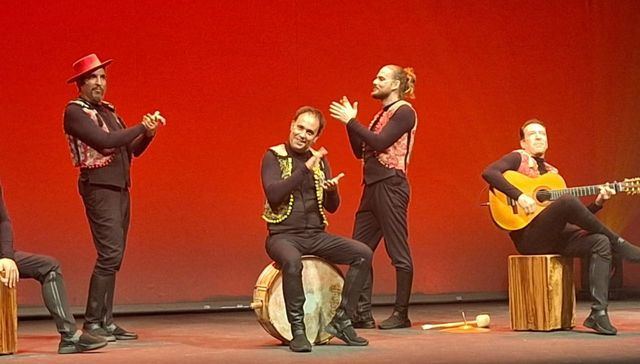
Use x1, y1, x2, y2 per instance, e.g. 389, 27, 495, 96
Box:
1, 184, 108, 354
63, 54, 164, 341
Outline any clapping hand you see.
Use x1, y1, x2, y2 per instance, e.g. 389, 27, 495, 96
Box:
142, 110, 167, 137
305, 147, 328, 171
329, 96, 358, 124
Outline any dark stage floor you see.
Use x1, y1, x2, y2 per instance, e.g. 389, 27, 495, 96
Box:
2, 300, 640, 363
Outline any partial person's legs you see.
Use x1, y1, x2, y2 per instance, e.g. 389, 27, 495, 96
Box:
515, 195, 620, 253
559, 232, 617, 335
311, 233, 372, 345
266, 234, 310, 352
375, 177, 413, 329
15, 251, 107, 353
352, 191, 382, 327
80, 182, 135, 341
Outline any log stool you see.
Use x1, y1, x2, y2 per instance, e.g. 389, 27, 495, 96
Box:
508, 254, 575, 331
0, 271, 18, 355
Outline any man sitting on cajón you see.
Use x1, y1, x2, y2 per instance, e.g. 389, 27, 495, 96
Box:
482, 118, 640, 335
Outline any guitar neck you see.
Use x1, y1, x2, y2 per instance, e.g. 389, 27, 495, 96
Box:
549, 182, 621, 200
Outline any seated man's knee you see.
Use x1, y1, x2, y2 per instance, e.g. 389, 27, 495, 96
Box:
36, 256, 62, 283
556, 194, 581, 207
280, 258, 303, 277
359, 245, 373, 264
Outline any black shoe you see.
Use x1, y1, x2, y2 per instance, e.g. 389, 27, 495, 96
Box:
58, 330, 108, 354
378, 311, 411, 330
289, 332, 312, 353
584, 310, 617, 335
83, 323, 116, 342
325, 313, 368, 346
104, 323, 138, 340
352, 311, 376, 329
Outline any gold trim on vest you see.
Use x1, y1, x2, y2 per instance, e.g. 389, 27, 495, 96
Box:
261, 144, 328, 226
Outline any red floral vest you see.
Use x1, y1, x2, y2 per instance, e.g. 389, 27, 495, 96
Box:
368, 100, 417, 172
515, 149, 558, 177
65, 99, 120, 169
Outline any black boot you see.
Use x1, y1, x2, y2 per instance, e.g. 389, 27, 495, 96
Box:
41, 270, 77, 336
588, 252, 611, 312
325, 309, 368, 346
584, 309, 617, 335
352, 268, 376, 329
338, 255, 372, 330
100, 275, 138, 340
104, 323, 138, 340
83, 273, 115, 341
280, 261, 310, 352
58, 330, 108, 354
289, 325, 312, 353
612, 238, 640, 263
378, 270, 412, 329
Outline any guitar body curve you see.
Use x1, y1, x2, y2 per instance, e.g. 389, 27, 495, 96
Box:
488, 171, 567, 231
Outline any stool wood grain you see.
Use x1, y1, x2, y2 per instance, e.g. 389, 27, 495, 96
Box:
0, 271, 18, 355
508, 254, 575, 331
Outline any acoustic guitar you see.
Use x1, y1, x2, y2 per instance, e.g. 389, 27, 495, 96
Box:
488, 170, 640, 231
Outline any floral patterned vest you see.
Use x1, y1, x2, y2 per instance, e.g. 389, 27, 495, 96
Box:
65, 99, 122, 169
368, 100, 417, 172
514, 149, 558, 177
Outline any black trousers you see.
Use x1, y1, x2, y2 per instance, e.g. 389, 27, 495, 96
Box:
266, 231, 372, 329
15, 251, 60, 282
511, 194, 640, 311
14, 251, 77, 334
352, 175, 413, 315
79, 180, 130, 325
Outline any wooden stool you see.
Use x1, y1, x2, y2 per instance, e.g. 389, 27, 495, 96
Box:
508, 254, 575, 331
0, 271, 18, 355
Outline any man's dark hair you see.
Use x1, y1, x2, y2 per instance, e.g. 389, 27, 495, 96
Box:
293, 106, 326, 135
519, 118, 545, 140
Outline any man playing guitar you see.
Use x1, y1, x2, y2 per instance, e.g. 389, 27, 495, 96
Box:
482, 118, 640, 335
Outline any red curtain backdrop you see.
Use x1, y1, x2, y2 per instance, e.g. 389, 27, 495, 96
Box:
1, 1, 639, 306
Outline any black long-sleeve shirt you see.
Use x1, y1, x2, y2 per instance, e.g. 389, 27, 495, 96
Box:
64, 100, 153, 188
261, 144, 339, 235
346, 102, 416, 185
0, 185, 14, 260
482, 151, 601, 214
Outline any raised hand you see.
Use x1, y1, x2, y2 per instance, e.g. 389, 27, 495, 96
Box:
323, 172, 345, 191
305, 147, 328, 171
141, 110, 166, 137
329, 96, 358, 124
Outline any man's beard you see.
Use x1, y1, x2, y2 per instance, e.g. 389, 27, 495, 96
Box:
372, 90, 389, 100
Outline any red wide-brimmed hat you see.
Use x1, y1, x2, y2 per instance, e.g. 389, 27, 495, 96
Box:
66, 53, 113, 83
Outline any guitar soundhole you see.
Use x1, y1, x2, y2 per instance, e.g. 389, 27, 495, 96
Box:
536, 189, 552, 202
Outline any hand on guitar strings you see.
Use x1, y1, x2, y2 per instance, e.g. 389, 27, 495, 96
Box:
517, 194, 537, 215
595, 184, 616, 207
